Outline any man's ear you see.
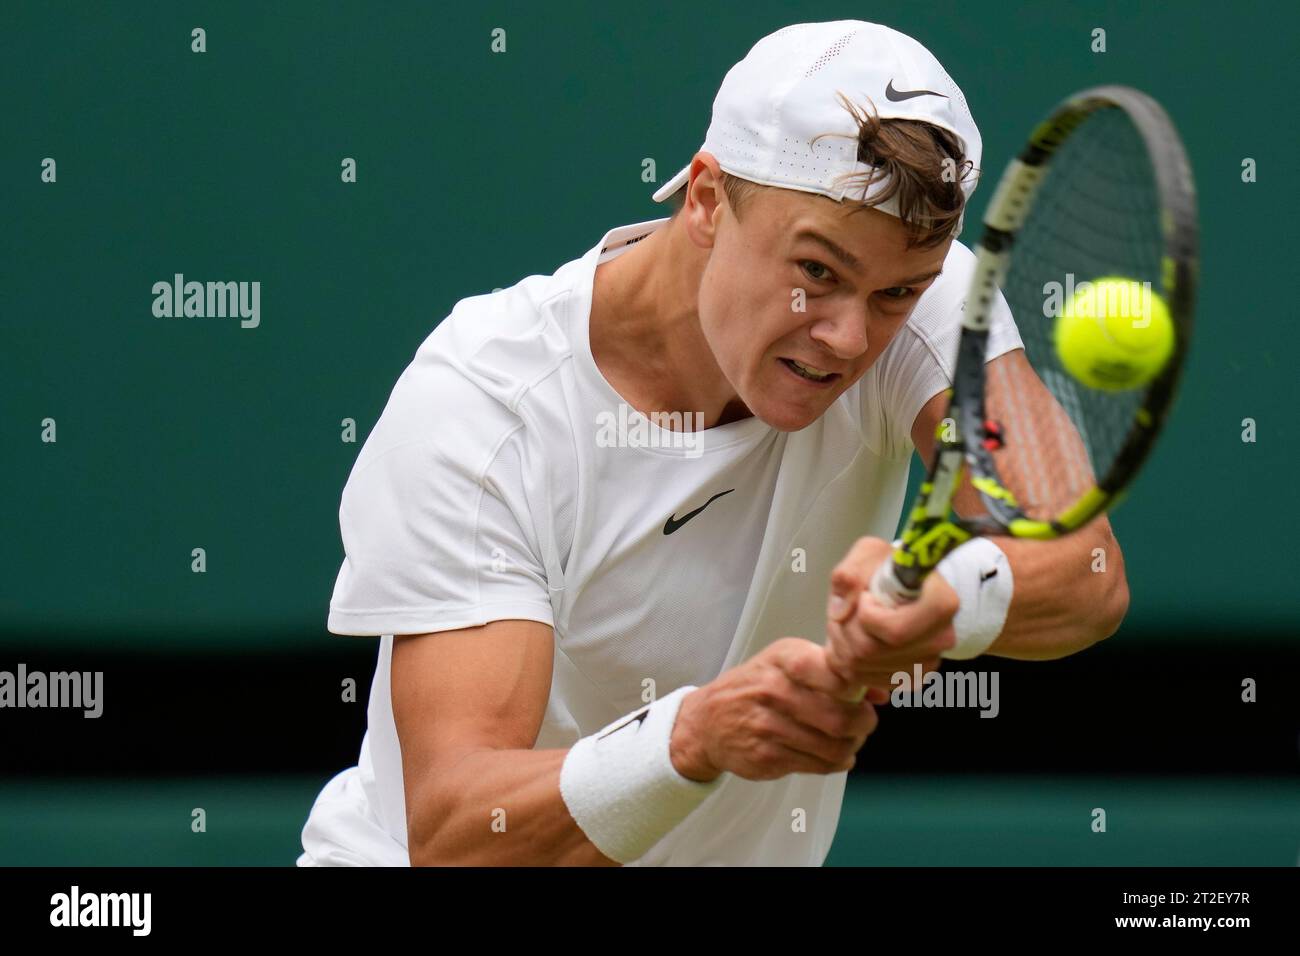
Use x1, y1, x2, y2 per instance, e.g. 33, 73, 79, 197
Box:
680, 155, 728, 249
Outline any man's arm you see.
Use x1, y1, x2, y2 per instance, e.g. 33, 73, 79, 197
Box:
909, 348, 1130, 660
393, 620, 619, 866
395, 622, 880, 866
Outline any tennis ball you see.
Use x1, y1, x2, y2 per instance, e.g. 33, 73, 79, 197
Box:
1055, 277, 1174, 391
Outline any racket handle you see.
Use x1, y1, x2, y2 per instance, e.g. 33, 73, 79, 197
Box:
847, 559, 924, 703
868, 557, 922, 608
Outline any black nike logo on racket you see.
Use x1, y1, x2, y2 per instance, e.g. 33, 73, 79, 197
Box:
663, 489, 735, 535
885, 80, 948, 102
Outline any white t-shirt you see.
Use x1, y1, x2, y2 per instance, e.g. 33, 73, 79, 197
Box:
299, 216, 1022, 867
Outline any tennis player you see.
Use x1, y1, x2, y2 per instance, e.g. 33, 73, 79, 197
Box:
298, 20, 1128, 867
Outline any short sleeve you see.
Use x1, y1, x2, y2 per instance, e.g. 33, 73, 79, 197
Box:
859, 241, 1024, 460
326, 362, 555, 637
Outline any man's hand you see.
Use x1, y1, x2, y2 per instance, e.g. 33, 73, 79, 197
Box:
669, 638, 887, 782
824, 537, 960, 696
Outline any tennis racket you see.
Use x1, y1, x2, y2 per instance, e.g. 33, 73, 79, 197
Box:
868, 84, 1199, 609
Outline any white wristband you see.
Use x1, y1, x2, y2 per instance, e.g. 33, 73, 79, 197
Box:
936, 537, 1014, 660
559, 685, 722, 864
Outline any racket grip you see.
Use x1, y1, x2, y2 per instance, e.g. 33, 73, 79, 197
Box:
868, 557, 922, 608
847, 559, 924, 704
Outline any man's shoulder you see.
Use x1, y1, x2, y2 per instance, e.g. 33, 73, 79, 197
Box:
416, 259, 589, 402
362, 258, 591, 471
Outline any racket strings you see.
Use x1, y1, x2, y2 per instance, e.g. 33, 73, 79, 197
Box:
985, 108, 1163, 521
986, 356, 1096, 518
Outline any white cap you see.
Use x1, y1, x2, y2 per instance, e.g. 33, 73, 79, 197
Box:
652, 20, 982, 226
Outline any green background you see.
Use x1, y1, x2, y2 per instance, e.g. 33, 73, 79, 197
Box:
1, 776, 1294, 866
3, 0, 1296, 648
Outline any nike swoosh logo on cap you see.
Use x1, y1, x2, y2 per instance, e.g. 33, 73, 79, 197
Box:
663, 489, 735, 535
885, 80, 948, 102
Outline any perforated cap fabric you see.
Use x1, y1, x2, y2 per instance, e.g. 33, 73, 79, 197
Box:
652, 20, 981, 226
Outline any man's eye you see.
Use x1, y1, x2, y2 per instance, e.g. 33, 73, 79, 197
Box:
879, 287, 916, 300
800, 260, 834, 283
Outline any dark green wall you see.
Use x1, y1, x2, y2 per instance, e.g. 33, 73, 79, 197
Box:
3, 1, 1296, 648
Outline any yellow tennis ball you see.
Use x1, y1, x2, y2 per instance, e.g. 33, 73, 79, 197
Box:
1055, 277, 1175, 391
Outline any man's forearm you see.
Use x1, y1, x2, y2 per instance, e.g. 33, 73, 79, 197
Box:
407, 748, 618, 866
985, 518, 1130, 660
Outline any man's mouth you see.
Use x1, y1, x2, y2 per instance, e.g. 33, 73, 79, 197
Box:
779, 357, 840, 385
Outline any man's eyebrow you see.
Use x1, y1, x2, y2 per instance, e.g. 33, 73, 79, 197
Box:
793, 229, 943, 285
893, 268, 944, 286
794, 229, 863, 272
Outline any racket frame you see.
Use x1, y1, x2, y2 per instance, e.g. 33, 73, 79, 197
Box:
880, 85, 1199, 598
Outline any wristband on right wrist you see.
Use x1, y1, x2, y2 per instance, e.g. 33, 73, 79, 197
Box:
936, 537, 1014, 660
558, 686, 724, 864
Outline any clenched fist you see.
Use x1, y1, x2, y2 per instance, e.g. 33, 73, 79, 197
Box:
824, 537, 960, 697
669, 638, 887, 782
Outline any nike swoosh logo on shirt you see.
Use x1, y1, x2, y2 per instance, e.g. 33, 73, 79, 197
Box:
663, 489, 736, 535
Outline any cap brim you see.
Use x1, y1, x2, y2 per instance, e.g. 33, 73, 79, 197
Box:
652, 164, 691, 203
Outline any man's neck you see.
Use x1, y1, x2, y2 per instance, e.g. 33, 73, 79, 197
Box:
589, 220, 751, 429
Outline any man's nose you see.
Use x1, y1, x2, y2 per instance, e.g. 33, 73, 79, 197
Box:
809, 306, 870, 360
